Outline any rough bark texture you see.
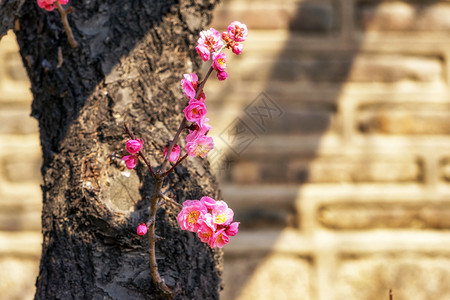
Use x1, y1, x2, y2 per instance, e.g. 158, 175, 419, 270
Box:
14, 0, 222, 299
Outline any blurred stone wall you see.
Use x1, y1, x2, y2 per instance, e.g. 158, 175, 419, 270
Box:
2, 0, 450, 299
0, 32, 41, 300
207, 0, 450, 299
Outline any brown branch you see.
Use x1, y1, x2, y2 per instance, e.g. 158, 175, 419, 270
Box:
159, 191, 183, 209
54, 1, 78, 48
148, 176, 173, 296
159, 118, 187, 175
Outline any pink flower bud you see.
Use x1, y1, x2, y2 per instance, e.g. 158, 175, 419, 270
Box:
232, 43, 243, 55
122, 155, 137, 169
217, 71, 228, 81
126, 139, 143, 154
137, 223, 148, 235
163, 144, 181, 162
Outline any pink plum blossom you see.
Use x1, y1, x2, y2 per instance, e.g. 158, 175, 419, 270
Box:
177, 196, 238, 248
181, 73, 206, 101
185, 120, 211, 143
137, 223, 148, 235
122, 155, 137, 169
225, 222, 240, 236
196, 214, 216, 244
185, 135, 214, 158
196, 28, 224, 61
210, 228, 230, 248
181, 73, 198, 99
195, 44, 210, 62
183, 100, 207, 125
212, 53, 226, 72
217, 71, 228, 81
211, 200, 234, 226
126, 139, 143, 154
227, 21, 248, 42
163, 144, 181, 162
177, 200, 207, 232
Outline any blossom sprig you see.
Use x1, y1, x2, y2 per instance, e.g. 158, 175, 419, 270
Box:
121, 21, 247, 295
36, 0, 78, 48
177, 197, 239, 248
195, 21, 248, 81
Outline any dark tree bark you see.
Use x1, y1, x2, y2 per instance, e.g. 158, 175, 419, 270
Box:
12, 0, 222, 299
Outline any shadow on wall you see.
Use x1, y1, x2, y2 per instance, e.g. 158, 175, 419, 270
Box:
208, 1, 357, 299
207, 0, 450, 299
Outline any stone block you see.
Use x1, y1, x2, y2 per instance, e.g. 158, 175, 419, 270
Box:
212, 1, 337, 33
0, 256, 39, 300
230, 53, 442, 83
357, 2, 450, 32
2, 153, 42, 183
289, 156, 421, 183
0, 203, 41, 231
222, 253, 314, 300
336, 253, 450, 300
0, 109, 39, 135
348, 55, 443, 83
357, 103, 450, 135
0, 31, 32, 103
318, 203, 450, 230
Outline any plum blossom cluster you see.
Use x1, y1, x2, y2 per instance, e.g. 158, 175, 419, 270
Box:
122, 139, 143, 169
177, 197, 239, 248
195, 21, 248, 81
37, 0, 68, 11
122, 21, 247, 256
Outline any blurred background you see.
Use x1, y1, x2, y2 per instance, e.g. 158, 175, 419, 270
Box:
2, 0, 450, 299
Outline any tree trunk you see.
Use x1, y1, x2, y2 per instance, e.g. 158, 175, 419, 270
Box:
14, 0, 222, 299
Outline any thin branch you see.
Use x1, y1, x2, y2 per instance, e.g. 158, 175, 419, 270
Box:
159, 118, 187, 175
159, 191, 183, 209
162, 153, 188, 177
54, 1, 78, 48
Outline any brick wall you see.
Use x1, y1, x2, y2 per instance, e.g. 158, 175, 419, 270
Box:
207, 0, 450, 299
2, 0, 450, 299
0, 32, 41, 300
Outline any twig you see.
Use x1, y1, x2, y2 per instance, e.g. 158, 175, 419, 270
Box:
162, 153, 188, 177
389, 289, 393, 300
54, 2, 78, 48
159, 118, 187, 174
124, 124, 155, 176
159, 191, 183, 209
158, 65, 215, 175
